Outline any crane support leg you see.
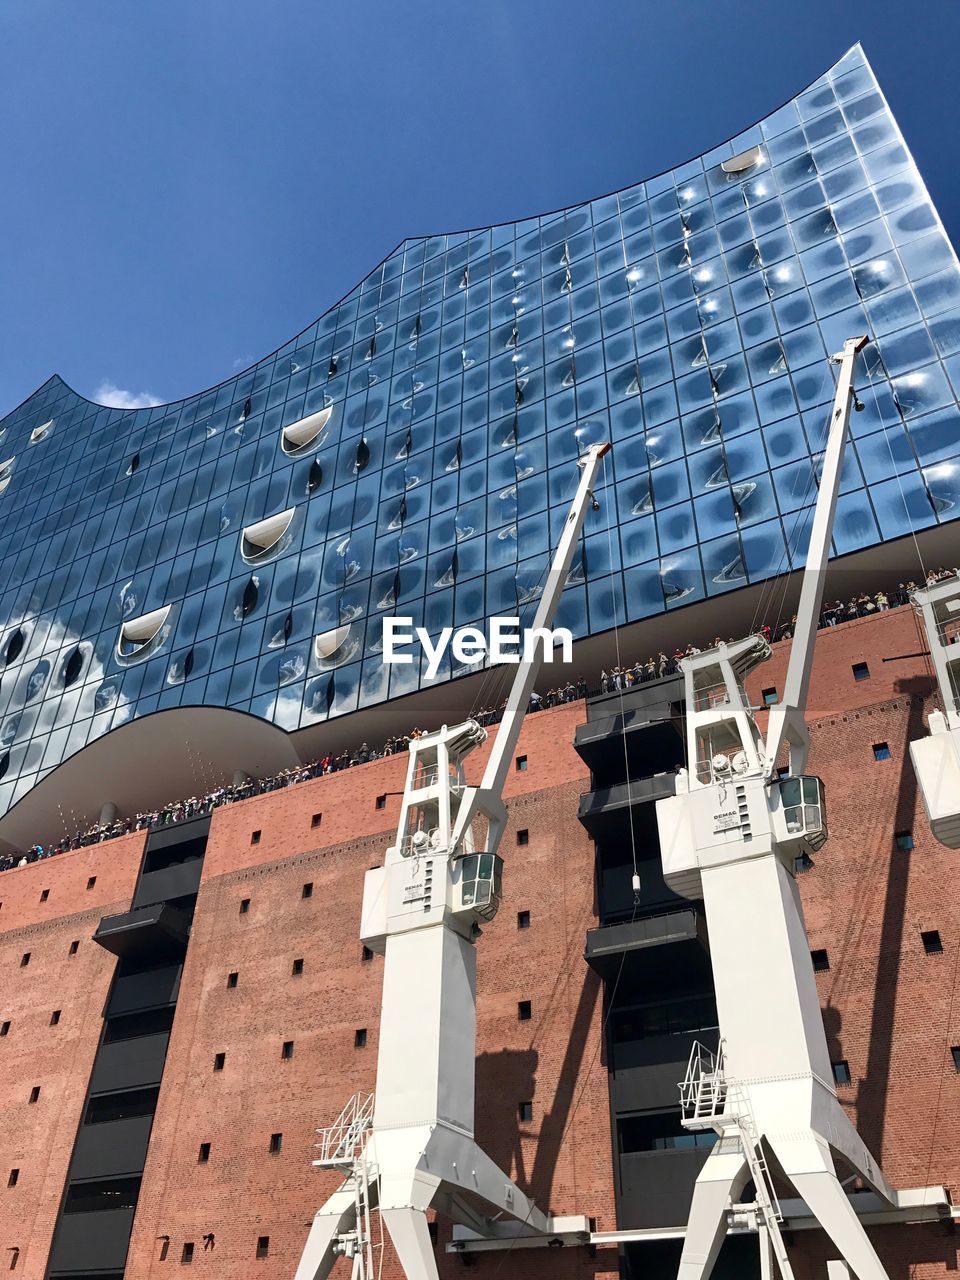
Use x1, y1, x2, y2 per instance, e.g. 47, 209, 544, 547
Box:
676, 1146, 750, 1280
769, 1135, 888, 1280
380, 1211, 439, 1280
295, 1186, 361, 1280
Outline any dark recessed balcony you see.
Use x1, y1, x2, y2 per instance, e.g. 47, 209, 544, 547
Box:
585, 907, 707, 979
94, 904, 190, 962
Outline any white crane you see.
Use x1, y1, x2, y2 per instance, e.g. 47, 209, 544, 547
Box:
293, 443, 609, 1280
909, 575, 960, 847
657, 337, 914, 1280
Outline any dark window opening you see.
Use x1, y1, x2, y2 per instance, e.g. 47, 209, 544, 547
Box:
85, 1087, 160, 1125
0, 1021, 8, 1036
428, 1221, 438, 1245
302, 881, 313, 899
62, 647, 84, 688
361, 946, 373, 962
517, 910, 531, 929
515, 755, 528, 772
87, 876, 97, 890
182, 1242, 194, 1264
611, 994, 718, 1043
518, 1102, 533, 1122
518, 1000, 532, 1021
311, 813, 322, 828
250, 830, 261, 845
40, 888, 49, 902
895, 831, 914, 851
355, 1028, 367, 1048
198, 1142, 211, 1163
517, 829, 529, 846
256, 1237, 270, 1259
618, 1111, 717, 1153
951, 1046, 960, 1073
795, 852, 815, 873
103, 1006, 175, 1043
7, 1168, 18, 1187
241, 576, 259, 617
240, 898, 250, 914
281, 1041, 294, 1060
762, 687, 778, 705
4, 629, 25, 666
922, 929, 944, 954
852, 661, 870, 681
213, 1052, 226, 1072
811, 948, 830, 972
832, 1060, 851, 1085
376, 794, 386, 810
872, 742, 891, 761
50, 1010, 60, 1026
63, 1176, 142, 1214
69, 940, 79, 955
227, 972, 238, 989
269, 1132, 282, 1155
292, 958, 304, 976
28, 1087, 39, 1104
20, 952, 29, 967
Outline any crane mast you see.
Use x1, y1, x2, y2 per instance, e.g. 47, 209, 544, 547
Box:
294, 443, 609, 1280
657, 337, 915, 1280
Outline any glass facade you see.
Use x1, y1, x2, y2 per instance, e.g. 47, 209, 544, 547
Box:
0, 45, 958, 816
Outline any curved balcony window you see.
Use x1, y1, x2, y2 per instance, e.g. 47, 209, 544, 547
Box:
307, 460, 323, 494
117, 606, 172, 660
4, 628, 25, 666
240, 576, 260, 619
0, 750, 9, 780
721, 145, 764, 175
313, 625, 353, 666
241, 508, 296, 562
281, 406, 332, 455
61, 646, 85, 688
30, 420, 53, 444
0, 458, 15, 495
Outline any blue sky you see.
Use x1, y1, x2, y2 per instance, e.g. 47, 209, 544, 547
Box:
2, 0, 959, 413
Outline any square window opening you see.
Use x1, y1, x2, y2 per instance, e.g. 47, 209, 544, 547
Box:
832, 1059, 851, 1085
302, 881, 313, 899
292, 958, 304, 976
0, 1021, 9, 1036
69, 940, 79, 955
951, 1046, 960, 1073
852, 661, 870, 681
872, 742, 891, 761
811, 948, 830, 972
227, 972, 238, 989
762, 687, 778, 705
282, 1040, 294, 1060
240, 898, 250, 914
375, 794, 386, 810
517, 910, 531, 929
269, 1132, 283, 1155
49, 1010, 60, 1026
518, 1000, 532, 1021
519, 1101, 533, 1122
182, 1242, 194, 1264
198, 1142, 211, 1163
28, 1086, 40, 1104
895, 831, 914, 851
256, 1236, 270, 1259
922, 929, 944, 954
20, 952, 30, 967
355, 1028, 368, 1048
515, 755, 528, 772
517, 829, 529, 845
213, 1052, 226, 1072
87, 876, 97, 890
7, 1168, 18, 1187
361, 946, 373, 962
40, 889, 49, 902
250, 830, 261, 845
311, 813, 322, 828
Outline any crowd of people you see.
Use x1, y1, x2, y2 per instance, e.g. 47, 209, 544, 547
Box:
1, 568, 955, 876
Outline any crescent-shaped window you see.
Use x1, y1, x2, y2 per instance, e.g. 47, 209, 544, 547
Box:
721, 145, 764, 174
281, 406, 333, 455
0, 458, 15, 496
30, 420, 53, 444
313, 624, 352, 664
241, 507, 296, 561
117, 605, 172, 659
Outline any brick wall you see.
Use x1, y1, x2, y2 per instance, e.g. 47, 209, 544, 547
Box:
0, 831, 145, 1278
124, 701, 617, 1278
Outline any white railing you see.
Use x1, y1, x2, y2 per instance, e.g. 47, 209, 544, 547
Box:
314, 1092, 374, 1168
679, 1040, 728, 1128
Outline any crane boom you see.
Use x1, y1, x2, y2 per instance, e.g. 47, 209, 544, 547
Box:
451, 440, 610, 852
764, 334, 868, 776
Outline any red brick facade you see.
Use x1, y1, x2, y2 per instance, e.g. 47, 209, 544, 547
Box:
1, 612, 959, 1277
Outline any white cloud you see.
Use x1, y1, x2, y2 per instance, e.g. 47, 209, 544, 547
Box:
93, 380, 164, 409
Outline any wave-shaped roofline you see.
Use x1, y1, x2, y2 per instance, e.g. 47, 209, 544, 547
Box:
5, 43, 864, 422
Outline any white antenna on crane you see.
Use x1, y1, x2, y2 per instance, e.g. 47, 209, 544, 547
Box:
657, 337, 916, 1280
294, 443, 610, 1280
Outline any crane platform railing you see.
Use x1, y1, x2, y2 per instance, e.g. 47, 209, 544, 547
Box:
314, 1092, 375, 1169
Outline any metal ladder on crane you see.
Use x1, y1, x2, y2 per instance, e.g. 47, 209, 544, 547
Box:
680, 1043, 796, 1280
314, 1093, 379, 1280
